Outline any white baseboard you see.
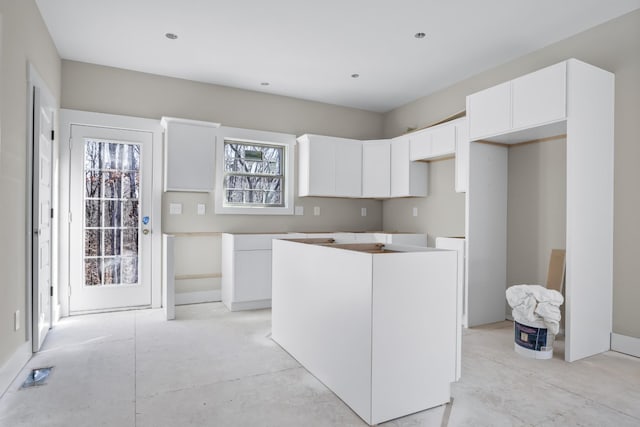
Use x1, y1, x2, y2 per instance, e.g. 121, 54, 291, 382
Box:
611, 333, 640, 358
226, 299, 272, 312
0, 341, 31, 396
175, 290, 221, 306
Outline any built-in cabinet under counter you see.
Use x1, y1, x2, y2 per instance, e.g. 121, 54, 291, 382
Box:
221, 232, 428, 311
271, 239, 458, 425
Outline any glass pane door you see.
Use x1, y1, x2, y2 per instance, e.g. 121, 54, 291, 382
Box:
84, 140, 140, 287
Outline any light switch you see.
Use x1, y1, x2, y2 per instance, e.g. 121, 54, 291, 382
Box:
295, 206, 304, 216
169, 203, 182, 215
361, 207, 367, 217
197, 203, 206, 215
413, 207, 418, 217
313, 206, 320, 216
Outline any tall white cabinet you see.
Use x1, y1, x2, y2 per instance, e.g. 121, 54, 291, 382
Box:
465, 59, 614, 362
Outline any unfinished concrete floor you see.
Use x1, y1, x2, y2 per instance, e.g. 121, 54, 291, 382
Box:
1, 303, 639, 426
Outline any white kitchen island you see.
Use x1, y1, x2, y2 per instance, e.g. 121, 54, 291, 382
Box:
271, 239, 459, 426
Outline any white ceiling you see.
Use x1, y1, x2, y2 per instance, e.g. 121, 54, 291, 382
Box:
36, 0, 640, 112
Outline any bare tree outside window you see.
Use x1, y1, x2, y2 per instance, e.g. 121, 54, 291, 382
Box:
83, 140, 141, 286
223, 140, 285, 207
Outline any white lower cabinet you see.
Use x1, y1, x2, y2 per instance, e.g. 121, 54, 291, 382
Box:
221, 233, 301, 311
435, 236, 466, 382
222, 232, 428, 311
272, 239, 458, 425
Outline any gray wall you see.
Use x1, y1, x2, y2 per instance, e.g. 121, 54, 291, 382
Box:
382, 10, 640, 338
382, 159, 465, 246
61, 60, 386, 235
507, 139, 566, 286
61, 61, 386, 296
0, 1, 61, 366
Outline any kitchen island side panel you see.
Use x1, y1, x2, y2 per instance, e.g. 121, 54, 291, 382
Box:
271, 239, 374, 423
370, 250, 457, 424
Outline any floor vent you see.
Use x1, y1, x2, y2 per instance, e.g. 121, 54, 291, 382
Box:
20, 367, 53, 389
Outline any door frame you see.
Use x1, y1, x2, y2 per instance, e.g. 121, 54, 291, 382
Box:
59, 109, 163, 316
27, 64, 58, 350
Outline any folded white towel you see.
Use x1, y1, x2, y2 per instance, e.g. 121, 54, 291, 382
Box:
506, 285, 564, 334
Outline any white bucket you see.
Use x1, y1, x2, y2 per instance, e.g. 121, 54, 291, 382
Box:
514, 321, 554, 360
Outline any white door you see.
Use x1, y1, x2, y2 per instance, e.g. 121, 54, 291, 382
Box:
32, 86, 54, 351
69, 125, 153, 313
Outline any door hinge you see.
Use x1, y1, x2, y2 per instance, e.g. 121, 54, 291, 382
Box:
50, 208, 54, 219
50, 129, 55, 141
68, 285, 72, 296
50, 286, 53, 297
68, 212, 72, 223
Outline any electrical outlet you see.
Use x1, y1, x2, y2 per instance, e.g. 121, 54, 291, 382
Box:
169, 203, 182, 215
197, 203, 206, 215
14, 310, 20, 331
413, 207, 418, 217
361, 207, 367, 217
313, 206, 320, 216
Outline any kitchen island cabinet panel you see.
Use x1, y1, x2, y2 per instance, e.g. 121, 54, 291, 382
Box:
272, 240, 457, 425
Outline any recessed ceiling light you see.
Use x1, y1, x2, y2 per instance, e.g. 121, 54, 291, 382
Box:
414, 32, 426, 39
351, 73, 360, 78
165, 33, 178, 40
260, 82, 270, 86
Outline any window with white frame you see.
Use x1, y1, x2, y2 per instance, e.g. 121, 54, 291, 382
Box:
215, 127, 295, 215
223, 140, 284, 207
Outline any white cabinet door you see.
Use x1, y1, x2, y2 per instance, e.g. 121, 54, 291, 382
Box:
306, 137, 336, 196
362, 140, 391, 198
430, 124, 456, 158
467, 81, 511, 141
391, 137, 410, 197
298, 135, 361, 197
410, 120, 457, 161
512, 62, 566, 130
335, 140, 362, 197
233, 250, 272, 302
409, 129, 432, 160
455, 119, 469, 193
162, 118, 219, 192
391, 136, 428, 197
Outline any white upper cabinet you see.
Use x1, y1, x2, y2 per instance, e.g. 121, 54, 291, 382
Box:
297, 134, 362, 198
467, 61, 568, 142
335, 140, 363, 197
408, 129, 431, 160
454, 118, 469, 193
391, 136, 428, 197
161, 117, 220, 192
362, 140, 391, 198
467, 81, 511, 141
410, 118, 460, 161
512, 61, 566, 130
430, 124, 457, 158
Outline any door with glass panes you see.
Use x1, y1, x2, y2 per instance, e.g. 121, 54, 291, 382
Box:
69, 125, 153, 312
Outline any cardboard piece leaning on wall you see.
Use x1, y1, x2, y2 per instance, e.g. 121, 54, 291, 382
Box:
546, 249, 566, 294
